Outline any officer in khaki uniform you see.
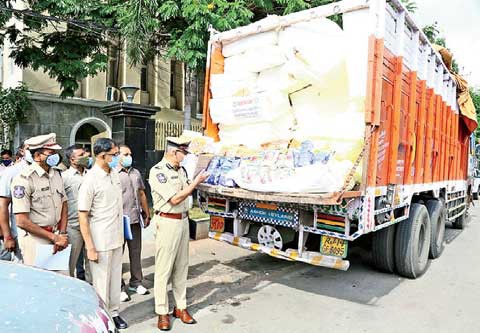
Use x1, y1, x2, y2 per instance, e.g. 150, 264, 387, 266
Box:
11, 133, 69, 268
149, 136, 209, 331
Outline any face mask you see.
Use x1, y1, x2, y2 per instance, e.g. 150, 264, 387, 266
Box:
87, 157, 93, 169
107, 155, 119, 169
121, 155, 133, 168
24, 150, 34, 163
2, 159, 12, 167
76, 156, 90, 168
46, 153, 60, 167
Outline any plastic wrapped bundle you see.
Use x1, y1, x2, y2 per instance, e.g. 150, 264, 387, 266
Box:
210, 72, 258, 99
222, 30, 278, 58
209, 91, 292, 126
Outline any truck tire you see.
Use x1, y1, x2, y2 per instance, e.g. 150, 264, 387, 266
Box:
395, 203, 431, 279
372, 224, 396, 273
452, 210, 466, 229
473, 191, 479, 200
426, 199, 446, 259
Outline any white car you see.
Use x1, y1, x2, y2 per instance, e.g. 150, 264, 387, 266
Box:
0, 261, 117, 332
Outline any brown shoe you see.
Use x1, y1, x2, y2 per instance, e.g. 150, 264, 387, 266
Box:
157, 314, 171, 331
173, 307, 197, 324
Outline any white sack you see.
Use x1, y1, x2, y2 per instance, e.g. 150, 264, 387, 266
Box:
222, 30, 278, 58
223, 46, 286, 74
256, 65, 310, 94
218, 113, 294, 147
279, 18, 347, 89
231, 160, 353, 193
210, 72, 258, 99
209, 91, 292, 126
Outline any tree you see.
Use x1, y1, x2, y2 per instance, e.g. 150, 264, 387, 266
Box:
0, 1, 118, 97
0, 0, 419, 98
423, 23, 459, 73
0, 0, 343, 97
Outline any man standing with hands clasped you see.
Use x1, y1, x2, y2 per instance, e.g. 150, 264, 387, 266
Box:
11, 134, 69, 269
149, 136, 209, 331
78, 138, 128, 330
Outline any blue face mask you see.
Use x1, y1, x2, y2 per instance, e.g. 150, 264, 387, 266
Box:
121, 155, 133, 168
87, 157, 93, 169
2, 159, 12, 167
24, 150, 34, 163
108, 155, 120, 169
46, 153, 60, 167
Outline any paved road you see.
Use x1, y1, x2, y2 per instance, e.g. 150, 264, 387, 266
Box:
121, 204, 479, 333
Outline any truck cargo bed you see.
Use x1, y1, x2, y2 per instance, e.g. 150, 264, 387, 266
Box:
197, 184, 362, 205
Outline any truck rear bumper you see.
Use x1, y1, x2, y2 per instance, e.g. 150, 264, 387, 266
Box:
209, 231, 350, 271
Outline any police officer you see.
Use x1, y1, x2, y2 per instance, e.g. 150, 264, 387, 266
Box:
11, 133, 69, 268
149, 136, 209, 331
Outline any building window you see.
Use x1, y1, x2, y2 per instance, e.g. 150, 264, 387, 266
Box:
107, 46, 119, 87
140, 64, 148, 91
170, 60, 176, 97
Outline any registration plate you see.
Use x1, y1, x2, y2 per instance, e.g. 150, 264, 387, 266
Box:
210, 216, 225, 233
320, 236, 348, 258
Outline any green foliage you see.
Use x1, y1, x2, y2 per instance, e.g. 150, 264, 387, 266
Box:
0, 0, 114, 97
0, 84, 31, 147
422, 23, 459, 74
0, 0, 345, 97
400, 0, 417, 13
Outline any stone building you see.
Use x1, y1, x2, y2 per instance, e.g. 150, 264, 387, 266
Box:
0, 41, 203, 152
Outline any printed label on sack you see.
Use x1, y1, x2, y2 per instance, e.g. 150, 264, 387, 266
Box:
231, 96, 261, 119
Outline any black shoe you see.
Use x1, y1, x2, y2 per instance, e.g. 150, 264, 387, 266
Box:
113, 316, 128, 329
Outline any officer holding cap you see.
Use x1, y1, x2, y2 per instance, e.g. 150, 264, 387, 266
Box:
149, 135, 209, 331
11, 133, 68, 268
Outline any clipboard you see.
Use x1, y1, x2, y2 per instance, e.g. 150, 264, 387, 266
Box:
123, 215, 133, 240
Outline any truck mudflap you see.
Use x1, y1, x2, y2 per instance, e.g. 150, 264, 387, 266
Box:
209, 231, 350, 271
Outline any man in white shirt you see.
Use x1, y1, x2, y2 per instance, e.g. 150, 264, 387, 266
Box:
78, 138, 127, 330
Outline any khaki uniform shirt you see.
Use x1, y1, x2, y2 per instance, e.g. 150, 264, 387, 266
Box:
149, 159, 190, 214
11, 162, 67, 227
117, 167, 145, 224
62, 167, 87, 229
78, 164, 123, 251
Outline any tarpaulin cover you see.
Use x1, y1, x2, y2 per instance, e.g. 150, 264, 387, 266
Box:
433, 44, 477, 134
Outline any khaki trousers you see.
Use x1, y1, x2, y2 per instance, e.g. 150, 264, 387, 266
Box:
154, 215, 190, 315
89, 246, 123, 317
18, 231, 68, 275
67, 225, 91, 280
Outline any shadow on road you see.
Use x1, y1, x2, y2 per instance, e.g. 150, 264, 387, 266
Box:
120, 214, 474, 326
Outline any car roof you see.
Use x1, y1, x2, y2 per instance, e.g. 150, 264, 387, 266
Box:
0, 262, 112, 332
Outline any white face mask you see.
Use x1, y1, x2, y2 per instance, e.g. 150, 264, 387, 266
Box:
24, 150, 33, 163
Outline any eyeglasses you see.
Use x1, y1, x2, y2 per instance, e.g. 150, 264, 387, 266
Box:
105, 152, 120, 157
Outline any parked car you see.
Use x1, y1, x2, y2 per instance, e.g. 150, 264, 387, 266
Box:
0, 261, 117, 333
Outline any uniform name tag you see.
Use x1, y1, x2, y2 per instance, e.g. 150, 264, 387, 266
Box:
170, 176, 179, 180
41, 187, 50, 191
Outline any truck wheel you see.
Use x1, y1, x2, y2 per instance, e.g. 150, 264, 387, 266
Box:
257, 225, 284, 250
452, 210, 466, 229
395, 203, 431, 279
426, 199, 446, 259
473, 191, 479, 200
372, 224, 396, 273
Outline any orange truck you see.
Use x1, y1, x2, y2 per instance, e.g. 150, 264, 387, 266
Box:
197, 0, 477, 278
